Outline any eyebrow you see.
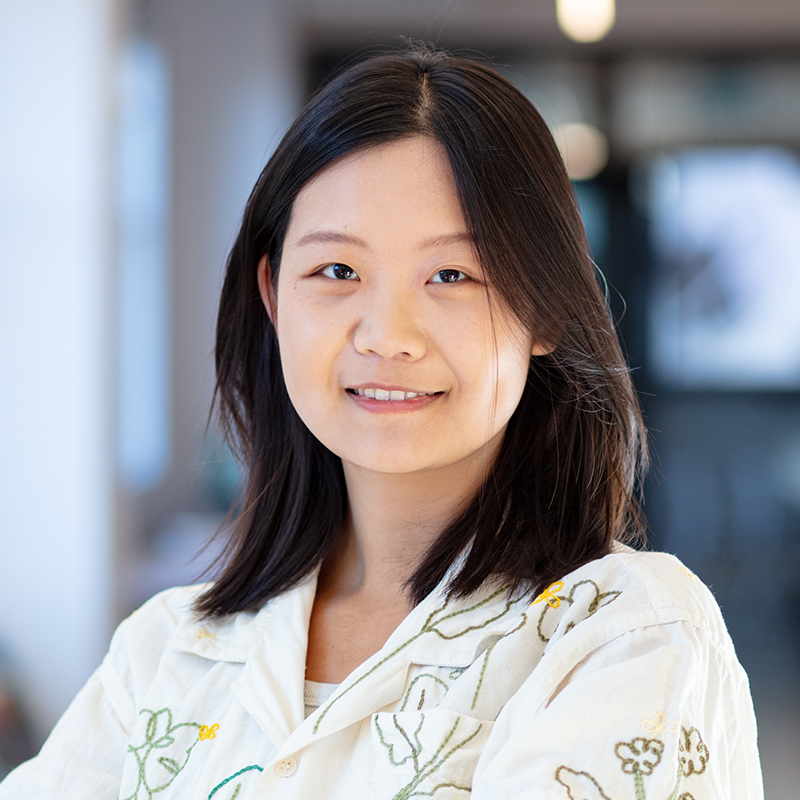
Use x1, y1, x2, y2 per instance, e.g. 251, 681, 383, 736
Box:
293, 229, 473, 250
295, 230, 368, 248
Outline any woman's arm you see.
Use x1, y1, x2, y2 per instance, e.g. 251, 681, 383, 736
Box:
0, 586, 198, 798
0, 668, 130, 798
472, 619, 762, 799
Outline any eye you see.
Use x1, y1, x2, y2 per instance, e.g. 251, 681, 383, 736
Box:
430, 269, 467, 284
320, 263, 359, 281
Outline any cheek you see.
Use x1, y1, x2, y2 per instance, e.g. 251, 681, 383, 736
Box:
495, 340, 532, 415
471, 322, 533, 430
276, 296, 338, 405
445, 314, 530, 400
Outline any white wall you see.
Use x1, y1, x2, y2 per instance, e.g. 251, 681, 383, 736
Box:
0, 0, 303, 742
145, 0, 301, 521
0, 0, 117, 740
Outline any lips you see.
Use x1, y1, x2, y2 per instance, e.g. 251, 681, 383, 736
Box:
348, 387, 440, 401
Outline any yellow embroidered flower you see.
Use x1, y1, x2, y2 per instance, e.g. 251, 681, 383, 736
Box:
196, 628, 216, 640
531, 581, 564, 609
641, 711, 678, 738
677, 565, 697, 581
199, 723, 220, 740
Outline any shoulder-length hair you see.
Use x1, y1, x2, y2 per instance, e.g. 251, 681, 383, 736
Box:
195, 45, 648, 618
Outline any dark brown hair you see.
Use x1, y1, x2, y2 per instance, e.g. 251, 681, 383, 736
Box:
195, 45, 648, 618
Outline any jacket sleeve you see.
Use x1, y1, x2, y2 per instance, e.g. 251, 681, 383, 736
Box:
0, 588, 191, 798
471, 618, 763, 800
0, 666, 131, 798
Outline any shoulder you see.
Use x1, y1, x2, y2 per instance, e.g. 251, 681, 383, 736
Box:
98, 585, 208, 719
513, 543, 750, 723
101, 579, 310, 707
474, 550, 761, 798
112, 583, 209, 665
119, 583, 209, 637
106, 581, 295, 673
535, 543, 733, 654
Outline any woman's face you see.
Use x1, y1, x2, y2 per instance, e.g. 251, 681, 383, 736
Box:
259, 136, 547, 478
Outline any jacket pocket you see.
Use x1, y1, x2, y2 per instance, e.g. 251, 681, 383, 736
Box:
368, 709, 492, 799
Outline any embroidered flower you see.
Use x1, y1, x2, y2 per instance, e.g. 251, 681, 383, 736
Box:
536, 580, 622, 643
199, 723, 220, 741
196, 629, 216, 640
679, 726, 709, 776
641, 711, 678, 739
555, 766, 613, 800
373, 713, 482, 799
531, 581, 564, 609
119, 708, 202, 799
614, 737, 664, 776
677, 565, 697, 581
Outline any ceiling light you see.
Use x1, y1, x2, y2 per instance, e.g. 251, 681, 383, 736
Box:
556, 0, 616, 43
552, 123, 609, 181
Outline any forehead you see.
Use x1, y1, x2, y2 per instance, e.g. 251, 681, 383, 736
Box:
285, 136, 469, 246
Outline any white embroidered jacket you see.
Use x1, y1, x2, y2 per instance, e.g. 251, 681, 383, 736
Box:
0, 546, 763, 799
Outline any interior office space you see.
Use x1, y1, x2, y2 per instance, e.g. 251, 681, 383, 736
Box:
2, 0, 799, 794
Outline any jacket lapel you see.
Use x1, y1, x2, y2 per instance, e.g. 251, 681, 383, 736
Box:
168, 570, 526, 755
228, 574, 318, 748
284, 580, 522, 754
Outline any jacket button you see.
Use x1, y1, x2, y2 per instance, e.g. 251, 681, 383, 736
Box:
274, 756, 298, 777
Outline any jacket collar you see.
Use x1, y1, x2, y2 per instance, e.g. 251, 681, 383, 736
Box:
166, 569, 525, 751
166, 580, 300, 664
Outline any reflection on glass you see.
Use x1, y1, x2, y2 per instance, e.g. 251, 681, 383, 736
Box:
647, 147, 800, 389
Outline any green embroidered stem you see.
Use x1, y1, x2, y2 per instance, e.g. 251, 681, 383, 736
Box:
400, 674, 450, 712
470, 613, 528, 710
375, 714, 424, 770
398, 715, 424, 773
666, 760, 684, 800
431, 597, 516, 640
634, 771, 646, 800
313, 589, 510, 734
390, 716, 483, 800
208, 765, 263, 799
403, 781, 473, 798
471, 647, 493, 712
121, 708, 204, 800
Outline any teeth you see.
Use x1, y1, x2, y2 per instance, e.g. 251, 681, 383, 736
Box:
352, 388, 437, 401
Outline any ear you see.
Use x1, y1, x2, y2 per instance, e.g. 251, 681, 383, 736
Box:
531, 339, 556, 357
257, 254, 277, 326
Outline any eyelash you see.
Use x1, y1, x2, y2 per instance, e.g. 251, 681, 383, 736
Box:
320, 263, 358, 281
318, 264, 470, 284
430, 269, 467, 284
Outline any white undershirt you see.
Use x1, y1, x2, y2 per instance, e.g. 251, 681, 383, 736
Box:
304, 679, 340, 718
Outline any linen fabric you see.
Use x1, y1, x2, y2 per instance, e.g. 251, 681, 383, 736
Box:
0, 545, 763, 799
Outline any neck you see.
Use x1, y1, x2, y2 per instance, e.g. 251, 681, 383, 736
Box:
318, 439, 501, 606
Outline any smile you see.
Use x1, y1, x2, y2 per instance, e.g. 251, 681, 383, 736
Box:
347, 387, 442, 401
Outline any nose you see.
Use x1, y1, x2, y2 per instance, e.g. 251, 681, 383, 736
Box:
352, 286, 428, 361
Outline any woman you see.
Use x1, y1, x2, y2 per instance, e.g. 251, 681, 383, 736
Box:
0, 46, 762, 799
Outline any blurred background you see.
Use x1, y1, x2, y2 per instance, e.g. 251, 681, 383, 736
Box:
1, 0, 799, 793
